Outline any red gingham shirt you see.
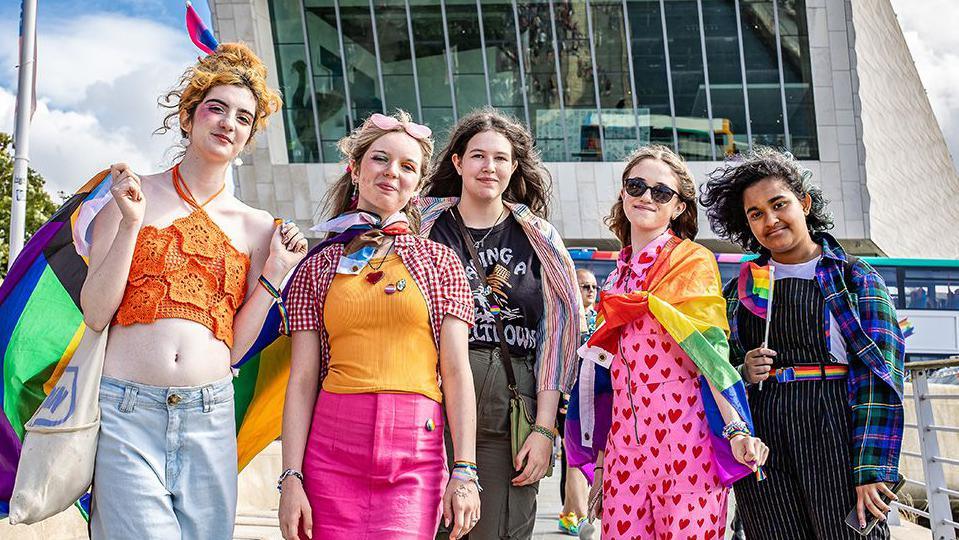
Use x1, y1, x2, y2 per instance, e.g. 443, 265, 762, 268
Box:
285, 234, 474, 384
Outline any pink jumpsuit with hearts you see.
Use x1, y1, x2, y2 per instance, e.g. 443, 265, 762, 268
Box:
601, 232, 727, 540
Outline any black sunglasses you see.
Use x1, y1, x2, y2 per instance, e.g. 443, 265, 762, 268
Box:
623, 177, 679, 204
579, 284, 597, 291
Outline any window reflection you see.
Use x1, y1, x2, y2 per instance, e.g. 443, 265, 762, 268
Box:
271, 0, 818, 164
303, 0, 350, 162
904, 269, 959, 310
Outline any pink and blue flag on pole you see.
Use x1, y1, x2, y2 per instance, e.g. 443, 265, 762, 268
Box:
186, 1, 219, 55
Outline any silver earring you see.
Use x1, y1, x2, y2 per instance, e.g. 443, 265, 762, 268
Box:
180, 136, 190, 147
233, 157, 243, 167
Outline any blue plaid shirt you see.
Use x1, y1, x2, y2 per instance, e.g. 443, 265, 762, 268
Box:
725, 234, 905, 485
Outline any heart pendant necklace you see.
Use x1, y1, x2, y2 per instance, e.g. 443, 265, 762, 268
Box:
365, 239, 394, 285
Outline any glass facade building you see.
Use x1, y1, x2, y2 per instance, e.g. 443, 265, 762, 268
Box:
270, 0, 818, 164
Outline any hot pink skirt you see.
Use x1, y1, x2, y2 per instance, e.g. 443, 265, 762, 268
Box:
302, 390, 448, 539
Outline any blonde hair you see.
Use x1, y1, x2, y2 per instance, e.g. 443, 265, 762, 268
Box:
605, 145, 699, 246
323, 110, 434, 233
157, 42, 282, 144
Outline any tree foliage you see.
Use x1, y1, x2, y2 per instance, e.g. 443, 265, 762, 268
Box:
0, 132, 58, 276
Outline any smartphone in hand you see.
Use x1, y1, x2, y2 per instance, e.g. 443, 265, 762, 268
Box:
843, 478, 906, 536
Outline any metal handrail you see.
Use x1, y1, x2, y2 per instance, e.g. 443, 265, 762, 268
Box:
903, 357, 959, 539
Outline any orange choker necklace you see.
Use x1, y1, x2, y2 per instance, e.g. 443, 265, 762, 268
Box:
172, 163, 226, 210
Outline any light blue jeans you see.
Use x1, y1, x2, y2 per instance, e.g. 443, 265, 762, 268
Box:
91, 375, 237, 540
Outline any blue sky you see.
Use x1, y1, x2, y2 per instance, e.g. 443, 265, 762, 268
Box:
0, 0, 957, 198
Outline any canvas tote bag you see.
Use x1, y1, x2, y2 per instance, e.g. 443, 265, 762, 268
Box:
8, 325, 107, 524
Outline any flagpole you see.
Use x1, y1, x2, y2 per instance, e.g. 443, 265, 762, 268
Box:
9, 0, 38, 269
759, 265, 776, 391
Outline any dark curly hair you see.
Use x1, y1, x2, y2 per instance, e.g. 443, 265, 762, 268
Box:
698, 147, 833, 253
423, 107, 551, 219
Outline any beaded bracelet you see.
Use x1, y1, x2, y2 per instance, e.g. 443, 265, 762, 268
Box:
530, 424, 557, 442
276, 468, 303, 493
722, 420, 750, 440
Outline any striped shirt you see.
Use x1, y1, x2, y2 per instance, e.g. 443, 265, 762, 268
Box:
419, 197, 582, 393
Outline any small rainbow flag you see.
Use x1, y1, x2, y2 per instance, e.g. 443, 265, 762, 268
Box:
898, 318, 915, 339
737, 262, 774, 319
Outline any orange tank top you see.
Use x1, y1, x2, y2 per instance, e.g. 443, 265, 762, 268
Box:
112, 165, 250, 347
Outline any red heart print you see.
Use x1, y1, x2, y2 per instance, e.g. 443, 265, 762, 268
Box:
636, 505, 647, 519
642, 396, 652, 407
622, 504, 632, 515
668, 409, 682, 423
655, 429, 667, 443
612, 368, 621, 379
644, 354, 658, 368
672, 392, 682, 403
639, 434, 648, 445
619, 455, 628, 465
673, 459, 687, 474
623, 434, 632, 445
677, 443, 687, 454
645, 522, 655, 535
702, 462, 711, 473
617, 520, 631, 535
623, 407, 633, 420
632, 342, 641, 352
647, 338, 656, 348
697, 410, 706, 421
665, 463, 672, 474
698, 497, 707, 508
616, 470, 631, 483
662, 341, 672, 353
639, 372, 650, 384
611, 421, 622, 435
679, 518, 690, 530
689, 473, 698, 486
630, 483, 641, 495
692, 446, 703, 458
647, 383, 661, 392
644, 417, 652, 426
660, 367, 672, 379
687, 395, 697, 406
682, 422, 693, 433
638, 251, 654, 264
603, 522, 610, 535
651, 447, 660, 458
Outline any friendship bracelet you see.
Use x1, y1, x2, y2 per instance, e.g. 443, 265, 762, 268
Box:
258, 275, 290, 334
530, 424, 557, 442
451, 468, 484, 492
722, 420, 751, 441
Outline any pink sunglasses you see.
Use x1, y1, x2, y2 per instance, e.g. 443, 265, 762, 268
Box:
369, 113, 432, 140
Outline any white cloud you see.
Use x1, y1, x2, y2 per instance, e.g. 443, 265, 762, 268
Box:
0, 13, 200, 196
890, 0, 959, 169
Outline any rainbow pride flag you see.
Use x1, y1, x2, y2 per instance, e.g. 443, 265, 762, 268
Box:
737, 262, 773, 319
0, 171, 290, 518
573, 237, 758, 486
898, 318, 915, 339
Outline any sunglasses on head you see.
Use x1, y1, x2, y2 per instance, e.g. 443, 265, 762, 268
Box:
623, 177, 679, 204
369, 113, 432, 140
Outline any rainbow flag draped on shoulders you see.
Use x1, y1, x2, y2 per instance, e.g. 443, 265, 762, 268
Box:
572, 237, 755, 486
0, 171, 291, 518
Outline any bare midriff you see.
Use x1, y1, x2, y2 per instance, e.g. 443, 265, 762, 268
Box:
102, 319, 233, 387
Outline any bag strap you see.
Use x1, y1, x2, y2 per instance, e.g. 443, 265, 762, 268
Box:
449, 207, 520, 396
842, 254, 860, 293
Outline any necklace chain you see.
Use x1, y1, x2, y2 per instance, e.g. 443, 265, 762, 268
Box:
467, 207, 508, 249
366, 239, 395, 272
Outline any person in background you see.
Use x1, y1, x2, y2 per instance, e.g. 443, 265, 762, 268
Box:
556, 269, 597, 537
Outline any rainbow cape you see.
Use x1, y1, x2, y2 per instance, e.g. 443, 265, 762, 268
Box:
571, 238, 756, 486
737, 262, 773, 319
0, 171, 291, 517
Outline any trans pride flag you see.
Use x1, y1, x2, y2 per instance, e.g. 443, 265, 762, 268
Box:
0, 171, 291, 517
572, 238, 757, 486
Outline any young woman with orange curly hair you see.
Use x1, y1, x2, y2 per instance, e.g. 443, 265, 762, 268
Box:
80, 43, 307, 539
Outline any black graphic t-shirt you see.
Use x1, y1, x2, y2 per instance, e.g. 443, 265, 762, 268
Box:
429, 210, 544, 357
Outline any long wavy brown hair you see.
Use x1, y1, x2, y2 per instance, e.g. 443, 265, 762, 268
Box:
322, 110, 434, 233
423, 107, 552, 219
606, 145, 699, 246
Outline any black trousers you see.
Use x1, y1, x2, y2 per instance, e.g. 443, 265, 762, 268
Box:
734, 378, 890, 540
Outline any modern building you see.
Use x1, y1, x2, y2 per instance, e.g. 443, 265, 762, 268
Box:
209, 0, 959, 257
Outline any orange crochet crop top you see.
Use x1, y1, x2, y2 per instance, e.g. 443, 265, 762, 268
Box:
112, 166, 250, 347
